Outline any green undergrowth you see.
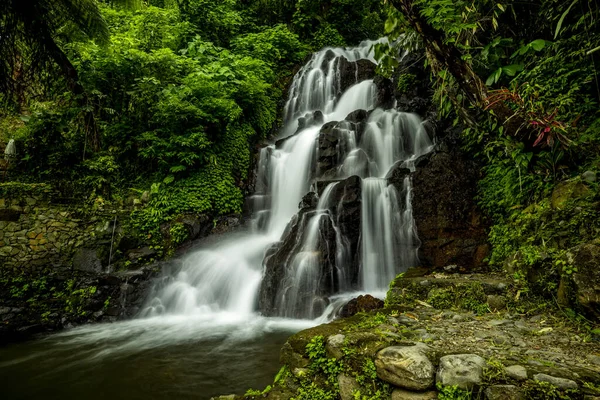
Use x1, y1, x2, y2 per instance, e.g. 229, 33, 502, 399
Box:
292, 333, 393, 400
523, 380, 580, 400
0, 267, 109, 325
240, 285, 598, 400
385, 277, 491, 316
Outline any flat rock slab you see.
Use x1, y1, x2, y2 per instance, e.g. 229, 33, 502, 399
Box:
437, 354, 486, 390
338, 374, 361, 400
391, 389, 438, 399
504, 365, 528, 381
533, 373, 578, 390
375, 344, 435, 391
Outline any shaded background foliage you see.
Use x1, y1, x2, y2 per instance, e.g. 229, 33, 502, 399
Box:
0, 0, 386, 238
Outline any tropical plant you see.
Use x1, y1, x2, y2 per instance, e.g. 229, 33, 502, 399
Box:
0, 0, 135, 150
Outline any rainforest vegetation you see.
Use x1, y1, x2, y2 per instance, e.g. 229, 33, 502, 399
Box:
1, 0, 599, 326
0, 0, 386, 239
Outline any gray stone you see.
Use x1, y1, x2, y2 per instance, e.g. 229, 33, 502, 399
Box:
533, 373, 578, 390
588, 354, 600, 366
392, 389, 438, 400
397, 315, 417, 325
487, 295, 507, 311
73, 248, 104, 273
326, 334, 346, 359
529, 315, 543, 322
436, 354, 486, 390
338, 374, 361, 400
582, 171, 597, 183
375, 344, 435, 390
488, 319, 511, 327
413, 328, 437, 341
504, 365, 528, 381
474, 330, 510, 346
570, 243, 600, 320
484, 385, 524, 400
513, 320, 531, 334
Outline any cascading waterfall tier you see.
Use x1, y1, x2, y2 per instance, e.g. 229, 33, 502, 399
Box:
141, 40, 433, 322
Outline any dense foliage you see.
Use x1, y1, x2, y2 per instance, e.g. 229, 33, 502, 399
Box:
1, 1, 387, 240
2, 0, 599, 320
381, 0, 600, 311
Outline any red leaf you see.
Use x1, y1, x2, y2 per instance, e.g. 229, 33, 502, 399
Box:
533, 132, 545, 147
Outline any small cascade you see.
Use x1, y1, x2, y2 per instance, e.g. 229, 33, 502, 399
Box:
360, 178, 401, 291
275, 211, 331, 319
281, 39, 382, 137
362, 109, 431, 177
360, 177, 419, 291
141, 39, 434, 322
266, 125, 321, 235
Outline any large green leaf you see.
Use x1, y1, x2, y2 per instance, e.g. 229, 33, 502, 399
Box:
554, 0, 578, 39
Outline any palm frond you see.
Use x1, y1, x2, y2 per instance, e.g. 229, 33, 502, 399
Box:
54, 0, 110, 44
0, 0, 112, 98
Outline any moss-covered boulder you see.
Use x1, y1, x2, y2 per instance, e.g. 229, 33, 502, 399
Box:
566, 240, 600, 320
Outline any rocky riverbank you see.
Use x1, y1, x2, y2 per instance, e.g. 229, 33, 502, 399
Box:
0, 181, 245, 342
216, 271, 600, 400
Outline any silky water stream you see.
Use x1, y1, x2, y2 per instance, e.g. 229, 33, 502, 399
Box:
0, 41, 433, 399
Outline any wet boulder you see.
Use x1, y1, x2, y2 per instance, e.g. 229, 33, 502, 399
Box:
296, 110, 325, 134
392, 51, 434, 114
338, 294, 384, 318
258, 176, 363, 318
259, 209, 338, 318
317, 121, 358, 179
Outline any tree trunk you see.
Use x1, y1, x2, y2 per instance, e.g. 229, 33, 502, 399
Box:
41, 29, 101, 152
389, 0, 531, 141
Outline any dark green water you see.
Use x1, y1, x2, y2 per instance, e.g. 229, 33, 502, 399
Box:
0, 315, 311, 400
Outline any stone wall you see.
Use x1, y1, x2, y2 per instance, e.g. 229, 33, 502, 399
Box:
0, 183, 118, 269
0, 183, 152, 342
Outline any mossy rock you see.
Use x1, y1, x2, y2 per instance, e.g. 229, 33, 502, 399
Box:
551, 181, 590, 209
386, 273, 511, 312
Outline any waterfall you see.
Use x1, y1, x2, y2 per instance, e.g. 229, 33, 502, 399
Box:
141, 40, 433, 321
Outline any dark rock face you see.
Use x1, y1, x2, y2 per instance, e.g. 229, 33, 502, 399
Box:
317, 121, 345, 179
296, 110, 325, 134
391, 145, 489, 270
393, 51, 434, 115
338, 57, 377, 96
0, 266, 156, 343
569, 242, 600, 320
299, 192, 319, 209
73, 248, 105, 273
317, 115, 370, 179
328, 175, 362, 282
259, 175, 362, 317
259, 209, 338, 318
338, 294, 384, 318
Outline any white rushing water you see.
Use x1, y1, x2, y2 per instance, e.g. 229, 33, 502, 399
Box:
140, 39, 433, 323
1, 43, 444, 400
40, 41, 434, 354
